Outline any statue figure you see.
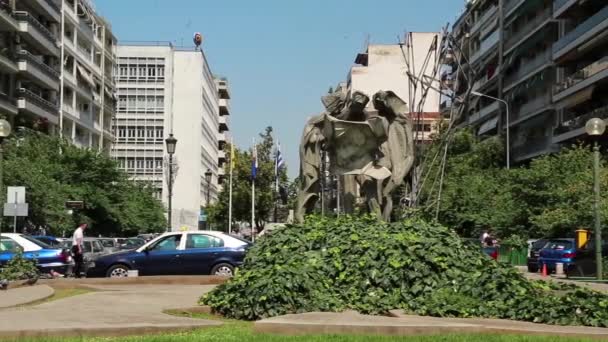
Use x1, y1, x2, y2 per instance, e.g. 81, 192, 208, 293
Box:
296, 88, 415, 222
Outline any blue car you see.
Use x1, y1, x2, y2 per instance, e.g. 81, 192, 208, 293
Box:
31, 236, 66, 248
537, 238, 576, 273
1, 233, 72, 274
86, 231, 250, 278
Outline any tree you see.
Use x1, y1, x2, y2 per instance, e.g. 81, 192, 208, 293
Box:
208, 127, 288, 230
3, 131, 166, 237
417, 129, 608, 239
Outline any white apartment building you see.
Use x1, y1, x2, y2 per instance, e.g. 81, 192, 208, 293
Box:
113, 43, 230, 231
0, 0, 116, 150
346, 32, 442, 143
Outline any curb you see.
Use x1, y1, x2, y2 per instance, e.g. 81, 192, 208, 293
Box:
0, 285, 55, 309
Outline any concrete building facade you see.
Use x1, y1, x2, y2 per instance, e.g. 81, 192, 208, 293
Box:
0, 0, 116, 150
113, 43, 230, 231
446, 0, 608, 163
346, 33, 442, 143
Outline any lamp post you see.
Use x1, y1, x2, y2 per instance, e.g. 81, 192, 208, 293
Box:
471, 91, 511, 169
0, 119, 11, 236
165, 134, 177, 232
204, 168, 212, 230
585, 118, 606, 280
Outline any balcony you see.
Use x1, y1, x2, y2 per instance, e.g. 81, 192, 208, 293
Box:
471, 66, 500, 93
512, 136, 558, 162
504, 6, 552, 54
14, 12, 59, 57
0, 5, 19, 31
512, 92, 552, 123
0, 50, 18, 74
218, 150, 226, 161
554, 0, 579, 19
219, 115, 228, 132
553, 6, 608, 60
28, 0, 61, 22
16, 88, 59, 124
470, 6, 498, 35
504, 0, 525, 17
217, 79, 230, 99
553, 104, 608, 143
0, 92, 18, 116
553, 56, 608, 102
219, 98, 230, 116
217, 132, 226, 143
504, 49, 552, 90
470, 30, 499, 65
16, 50, 60, 90
468, 100, 500, 125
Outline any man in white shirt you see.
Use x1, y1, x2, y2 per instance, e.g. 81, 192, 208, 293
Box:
71, 223, 88, 278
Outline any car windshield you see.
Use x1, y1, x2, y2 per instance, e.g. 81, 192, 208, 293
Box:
543, 240, 573, 250
0, 238, 19, 252
20, 235, 53, 249
532, 239, 548, 249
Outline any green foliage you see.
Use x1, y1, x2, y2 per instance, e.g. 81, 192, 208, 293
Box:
0, 250, 38, 281
202, 216, 608, 327
419, 129, 607, 239
3, 131, 166, 236
208, 127, 289, 230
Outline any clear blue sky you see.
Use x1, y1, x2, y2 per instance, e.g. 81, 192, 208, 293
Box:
96, 0, 464, 178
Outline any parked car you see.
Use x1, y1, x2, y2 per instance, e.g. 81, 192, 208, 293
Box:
86, 231, 251, 278
98, 238, 121, 253
31, 236, 65, 248
137, 234, 156, 242
565, 240, 608, 278
537, 238, 576, 273
119, 238, 146, 250
0, 233, 72, 274
63, 238, 108, 261
526, 238, 549, 273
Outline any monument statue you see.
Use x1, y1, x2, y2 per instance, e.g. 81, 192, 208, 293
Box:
296, 87, 415, 222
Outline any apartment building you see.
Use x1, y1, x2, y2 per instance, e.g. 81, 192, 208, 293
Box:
445, 0, 607, 163
346, 33, 442, 143
0, 0, 116, 150
113, 43, 230, 231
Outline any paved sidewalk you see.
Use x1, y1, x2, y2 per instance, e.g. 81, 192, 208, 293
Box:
0, 284, 220, 338
0, 285, 54, 308
255, 310, 608, 338
524, 272, 608, 293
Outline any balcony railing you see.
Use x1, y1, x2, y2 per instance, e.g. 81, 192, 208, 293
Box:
512, 136, 552, 158
43, 0, 61, 14
470, 6, 498, 34
17, 50, 60, 78
14, 12, 56, 42
553, 6, 608, 56
17, 88, 58, 112
504, 7, 552, 52
504, 0, 525, 16
470, 30, 499, 64
555, 104, 608, 136
513, 92, 551, 121
504, 49, 552, 88
554, 56, 608, 94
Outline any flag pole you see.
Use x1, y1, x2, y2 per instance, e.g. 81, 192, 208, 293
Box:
228, 141, 234, 235
274, 140, 278, 223
251, 138, 256, 243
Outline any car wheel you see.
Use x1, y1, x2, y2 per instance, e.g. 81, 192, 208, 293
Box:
106, 264, 130, 278
211, 263, 234, 277
528, 265, 538, 273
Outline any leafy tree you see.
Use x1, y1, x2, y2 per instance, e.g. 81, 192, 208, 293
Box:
417, 129, 607, 239
2, 131, 166, 237
209, 127, 288, 230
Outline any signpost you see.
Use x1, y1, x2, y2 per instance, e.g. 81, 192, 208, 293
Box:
4, 186, 27, 233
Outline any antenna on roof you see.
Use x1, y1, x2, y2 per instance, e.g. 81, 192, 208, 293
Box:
363, 33, 370, 51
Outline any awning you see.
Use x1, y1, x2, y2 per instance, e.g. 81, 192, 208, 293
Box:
554, 86, 595, 110
76, 63, 95, 89
478, 116, 498, 135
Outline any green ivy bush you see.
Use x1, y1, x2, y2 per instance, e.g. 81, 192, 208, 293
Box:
202, 216, 608, 327
1, 250, 39, 281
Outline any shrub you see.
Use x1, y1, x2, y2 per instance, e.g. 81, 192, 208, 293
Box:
202, 216, 608, 327
1, 250, 39, 281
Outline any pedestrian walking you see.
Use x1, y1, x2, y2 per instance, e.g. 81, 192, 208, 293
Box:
71, 223, 88, 278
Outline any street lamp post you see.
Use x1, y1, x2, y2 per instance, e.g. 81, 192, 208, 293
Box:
471, 91, 511, 169
0, 119, 12, 237
204, 169, 212, 230
585, 118, 606, 280
165, 134, 177, 232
